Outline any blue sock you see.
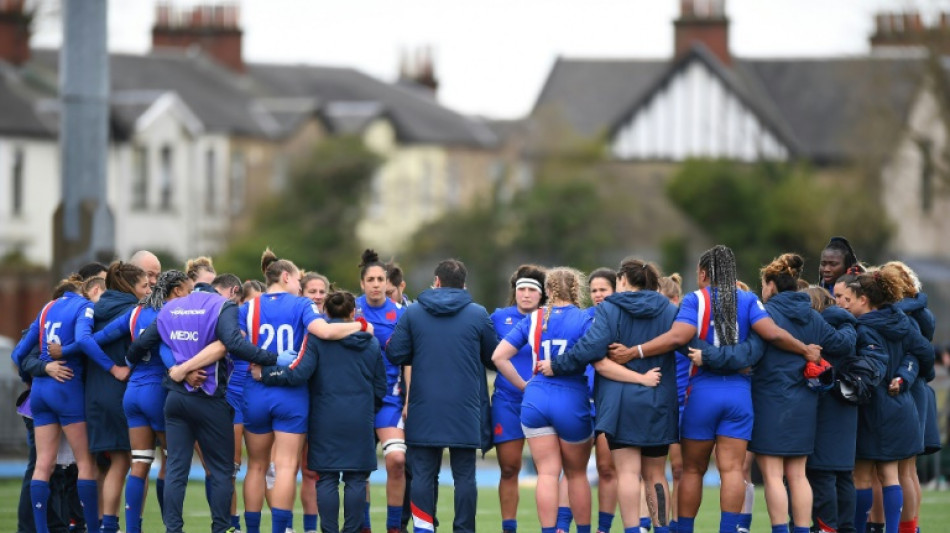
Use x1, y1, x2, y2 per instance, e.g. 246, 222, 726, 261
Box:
245, 510, 262, 533
364, 500, 372, 529
386, 505, 403, 529
272, 508, 293, 533
770, 525, 788, 533
76, 479, 100, 533
557, 507, 574, 531
624, 528, 639, 533
577, 525, 591, 533
101, 514, 119, 533
231, 514, 242, 530
304, 513, 318, 532
669, 520, 678, 533
720, 512, 740, 533
543, 528, 558, 533
654, 527, 670, 533
640, 517, 652, 532
124, 475, 146, 533
882, 485, 903, 533
738, 513, 752, 532
598, 512, 614, 533
502, 519, 518, 532
792, 527, 810, 533
854, 488, 873, 533
156, 477, 165, 517
677, 517, 695, 533
30, 480, 50, 533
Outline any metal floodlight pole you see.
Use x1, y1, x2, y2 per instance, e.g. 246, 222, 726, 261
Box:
53, 0, 113, 277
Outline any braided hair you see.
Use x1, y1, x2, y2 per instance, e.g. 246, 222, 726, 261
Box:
541, 267, 586, 331
141, 270, 189, 311
698, 245, 739, 346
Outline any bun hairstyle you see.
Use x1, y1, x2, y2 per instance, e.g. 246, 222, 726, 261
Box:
106, 261, 146, 294
658, 272, 683, 302
324, 290, 356, 320
142, 270, 190, 310
849, 268, 903, 309
880, 261, 921, 299
508, 264, 547, 306
618, 257, 661, 291
761, 253, 805, 293
359, 249, 386, 280
261, 248, 298, 287
53, 274, 85, 299
185, 256, 215, 281
804, 286, 835, 313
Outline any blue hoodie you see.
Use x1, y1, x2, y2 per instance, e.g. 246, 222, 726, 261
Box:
750, 291, 856, 456
895, 293, 940, 454
854, 305, 932, 461
260, 329, 386, 472
895, 293, 936, 343
86, 289, 138, 452
551, 290, 679, 447
809, 306, 860, 470
387, 288, 497, 451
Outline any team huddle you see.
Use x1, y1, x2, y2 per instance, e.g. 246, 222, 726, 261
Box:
9, 239, 939, 533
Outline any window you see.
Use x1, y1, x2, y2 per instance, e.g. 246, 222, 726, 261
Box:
230, 151, 246, 214
159, 145, 173, 210
446, 160, 460, 207
367, 169, 384, 219
205, 149, 216, 213
132, 147, 148, 209
11, 148, 23, 216
918, 139, 934, 213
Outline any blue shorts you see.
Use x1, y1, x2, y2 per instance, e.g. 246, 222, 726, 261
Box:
227, 387, 244, 425
374, 396, 404, 429
123, 382, 167, 432
491, 392, 525, 444
31, 377, 85, 427
243, 382, 308, 435
681, 382, 753, 441
520, 380, 593, 444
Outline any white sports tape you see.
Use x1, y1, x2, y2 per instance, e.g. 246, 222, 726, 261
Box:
265, 462, 276, 490
131, 449, 156, 464
381, 438, 407, 456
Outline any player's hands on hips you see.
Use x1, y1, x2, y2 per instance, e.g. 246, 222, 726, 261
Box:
45, 361, 73, 383
536, 360, 554, 376
687, 347, 703, 367
110, 365, 131, 382
641, 367, 662, 387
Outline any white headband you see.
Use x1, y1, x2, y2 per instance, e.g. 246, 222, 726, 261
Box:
515, 278, 542, 292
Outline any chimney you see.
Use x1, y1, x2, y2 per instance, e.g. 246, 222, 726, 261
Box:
870, 10, 927, 49
0, 0, 32, 66
674, 0, 730, 66
398, 46, 439, 97
151, 2, 244, 73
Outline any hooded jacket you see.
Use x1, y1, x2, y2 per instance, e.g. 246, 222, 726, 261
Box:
551, 291, 679, 446
750, 291, 856, 456
260, 330, 386, 472
86, 289, 138, 452
855, 305, 932, 461
810, 306, 860, 470
895, 293, 941, 454
386, 288, 497, 451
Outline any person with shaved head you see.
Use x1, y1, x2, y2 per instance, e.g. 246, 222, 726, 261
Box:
130, 251, 161, 288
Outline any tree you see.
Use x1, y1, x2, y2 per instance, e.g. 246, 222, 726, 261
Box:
666, 159, 892, 286
215, 137, 380, 287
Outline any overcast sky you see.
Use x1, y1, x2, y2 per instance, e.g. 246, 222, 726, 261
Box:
28, 0, 950, 119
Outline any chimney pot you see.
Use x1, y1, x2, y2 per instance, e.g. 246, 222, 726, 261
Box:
673, 0, 730, 65
152, 2, 244, 72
